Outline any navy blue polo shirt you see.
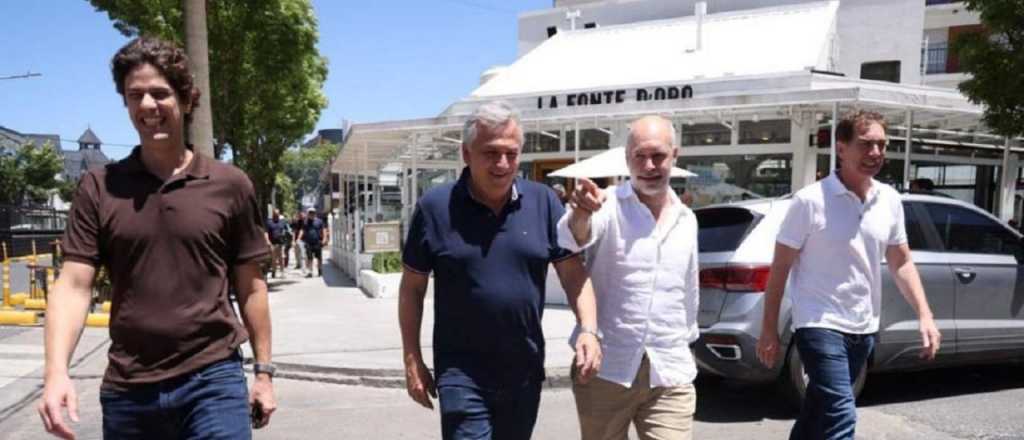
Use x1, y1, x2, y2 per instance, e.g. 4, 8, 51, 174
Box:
403, 168, 573, 389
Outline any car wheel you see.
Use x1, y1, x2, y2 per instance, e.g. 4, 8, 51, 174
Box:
781, 344, 868, 410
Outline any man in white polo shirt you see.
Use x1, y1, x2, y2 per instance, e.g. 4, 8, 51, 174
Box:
756, 110, 941, 440
560, 115, 700, 440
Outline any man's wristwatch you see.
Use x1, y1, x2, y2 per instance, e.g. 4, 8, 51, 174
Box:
579, 325, 602, 341
253, 363, 277, 378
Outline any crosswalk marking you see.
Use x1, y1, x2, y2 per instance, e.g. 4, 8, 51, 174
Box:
0, 344, 44, 356
0, 359, 42, 388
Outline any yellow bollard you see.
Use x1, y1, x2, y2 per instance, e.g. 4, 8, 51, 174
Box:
10, 292, 28, 306
23, 298, 47, 310
29, 268, 38, 300
45, 267, 55, 300
1, 243, 10, 311
30, 240, 38, 266
85, 313, 109, 327
101, 300, 112, 313
0, 310, 38, 325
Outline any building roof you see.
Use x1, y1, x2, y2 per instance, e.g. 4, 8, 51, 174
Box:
471, 1, 839, 98
0, 125, 61, 153
78, 127, 102, 145
62, 149, 111, 181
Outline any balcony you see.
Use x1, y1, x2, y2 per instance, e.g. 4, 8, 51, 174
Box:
926, 0, 961, 5
921, 44, 950, 74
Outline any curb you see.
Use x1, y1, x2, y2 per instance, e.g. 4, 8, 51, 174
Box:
244, 360, 574, 389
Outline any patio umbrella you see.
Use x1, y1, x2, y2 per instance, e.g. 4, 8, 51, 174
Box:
548, 147, 698, 179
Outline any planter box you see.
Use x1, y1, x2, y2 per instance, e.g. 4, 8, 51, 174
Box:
359, 270, 403, 298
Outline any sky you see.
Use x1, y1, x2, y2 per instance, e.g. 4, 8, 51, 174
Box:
0, 0, 548, 160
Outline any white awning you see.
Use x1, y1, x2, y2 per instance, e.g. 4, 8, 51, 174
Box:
471, 1, 839, 98
549, 147, 697, 179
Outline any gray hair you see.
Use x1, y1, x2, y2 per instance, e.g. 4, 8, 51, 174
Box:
626, 115, 677, 150
462, 101, 524, 149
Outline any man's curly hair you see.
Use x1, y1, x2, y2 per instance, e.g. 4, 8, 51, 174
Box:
111, 36, 200, 123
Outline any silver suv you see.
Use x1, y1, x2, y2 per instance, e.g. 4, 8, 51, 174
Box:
694, 193, 1024, 405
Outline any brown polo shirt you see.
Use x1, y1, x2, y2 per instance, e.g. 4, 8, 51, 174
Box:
62, 146, 269, 389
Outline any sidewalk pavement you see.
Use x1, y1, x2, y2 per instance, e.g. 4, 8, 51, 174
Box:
250, 257, 581, 388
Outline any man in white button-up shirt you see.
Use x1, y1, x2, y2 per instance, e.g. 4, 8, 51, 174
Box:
558, 116, 700, 440
756, 110, 941, 440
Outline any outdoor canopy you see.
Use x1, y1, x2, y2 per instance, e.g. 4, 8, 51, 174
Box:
548, 147, 698, 179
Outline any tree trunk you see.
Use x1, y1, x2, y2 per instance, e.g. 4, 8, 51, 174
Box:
183, 0, 215, 157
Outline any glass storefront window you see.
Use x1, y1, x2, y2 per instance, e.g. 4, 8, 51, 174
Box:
677, 154, 792, 208
680, 123, 730, 146
523, 131, 561, 153
565, 128, 611, 151
739, 119, 791, 144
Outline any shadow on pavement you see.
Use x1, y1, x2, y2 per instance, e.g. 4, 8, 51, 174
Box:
694, 376, 795, 423
858, 361, 1024, 407
322, 263, 357, 288
267, 279, 300, 292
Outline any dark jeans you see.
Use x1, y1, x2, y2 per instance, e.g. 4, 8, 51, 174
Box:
439, 381, 543, 440
100, 353, 251, 440
790, 328, 877, 440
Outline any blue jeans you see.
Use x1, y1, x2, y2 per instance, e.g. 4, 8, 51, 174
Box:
439, 381, 543, 440
790, 328, 877, 440
100, 353, 251, 440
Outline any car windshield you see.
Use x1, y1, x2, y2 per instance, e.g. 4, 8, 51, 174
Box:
695, 207, 761, 252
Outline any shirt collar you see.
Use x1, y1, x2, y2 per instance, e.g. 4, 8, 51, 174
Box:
120, 144, 211, 180
455, 167, 521, 206
616, 179, 689, 216
824, 173, 879, 200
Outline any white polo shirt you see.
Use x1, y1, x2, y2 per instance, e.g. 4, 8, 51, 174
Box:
776, 173, 907, 334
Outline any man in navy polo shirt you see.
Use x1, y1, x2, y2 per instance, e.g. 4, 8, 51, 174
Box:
398, 101, 601, 440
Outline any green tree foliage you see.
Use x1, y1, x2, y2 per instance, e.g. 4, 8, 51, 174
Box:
0, 142, 65, 205
88, 0, 329, 213
273, 172, 298, 215
282, 142, 339, 208
952, 0, 1024, 138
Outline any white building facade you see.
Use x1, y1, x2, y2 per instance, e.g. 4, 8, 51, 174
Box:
329, 0, 1019, 285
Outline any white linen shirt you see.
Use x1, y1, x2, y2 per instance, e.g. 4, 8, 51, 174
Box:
776, 173, 907, 334
557, 183, 700, 388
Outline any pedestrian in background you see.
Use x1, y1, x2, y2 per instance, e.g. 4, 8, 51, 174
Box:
298, 207, 328, 277
265, 209, 288, 278
290, 211, 306, 271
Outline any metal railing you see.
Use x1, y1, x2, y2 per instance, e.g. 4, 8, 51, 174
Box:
921, 44, 950, 74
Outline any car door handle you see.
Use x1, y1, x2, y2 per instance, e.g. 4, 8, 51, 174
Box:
953, 267, 976, 284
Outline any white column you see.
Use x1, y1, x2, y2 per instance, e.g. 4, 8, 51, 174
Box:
574, 121, 580, 162
790, 113, 816, 190
829, 102, 838, 172
998, 138, 1016, 222
903, 109, 913, 190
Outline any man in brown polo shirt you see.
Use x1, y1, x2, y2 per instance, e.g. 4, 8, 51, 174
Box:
38, 37, 276, 439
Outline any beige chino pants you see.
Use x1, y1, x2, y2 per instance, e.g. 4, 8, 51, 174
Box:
572, 355, 696, 440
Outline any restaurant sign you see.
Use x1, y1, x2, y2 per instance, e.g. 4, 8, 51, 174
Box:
536, 84, 693, 110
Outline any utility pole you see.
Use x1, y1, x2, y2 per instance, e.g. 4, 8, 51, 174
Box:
183, 0, 215, 157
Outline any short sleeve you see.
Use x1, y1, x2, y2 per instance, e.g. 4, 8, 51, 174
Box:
61, 172, 102, 267
230, 174, 270, 264
545, 188, 574, 263
888, 196, 908, 246
402, 203, 433, 274
776, 196, 814, 250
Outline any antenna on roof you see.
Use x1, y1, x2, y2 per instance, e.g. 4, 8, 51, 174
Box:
695, 2, 707, 51
565, 9, 581, 31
